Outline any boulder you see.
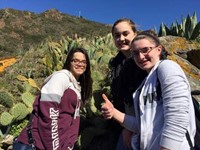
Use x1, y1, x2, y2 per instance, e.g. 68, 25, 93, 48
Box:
160, 36, 200, 101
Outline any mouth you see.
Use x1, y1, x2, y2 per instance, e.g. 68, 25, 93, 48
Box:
139, 59, 148, 66
118, 42, 129, 49
120, 41, 129, 45
75, 67, 85, 71
75, 67, 84, 70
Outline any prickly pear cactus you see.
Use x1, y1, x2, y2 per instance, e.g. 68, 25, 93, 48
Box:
17, 83, 26, 93
0, 90, 14, 108
91, 71, 105, 90
17, 75, 40, 91
27, 78, 40, 90
11, 103, 29, 121
89, 97, 98, 114
0, 111, 13, 126
22, 91, 35, 108
16, 75, 28, 81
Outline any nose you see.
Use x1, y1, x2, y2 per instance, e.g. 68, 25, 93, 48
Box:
78, 62, 87, 67
77, 62, 84, 66
119, 35, 125, 41
138, 52, 145, 59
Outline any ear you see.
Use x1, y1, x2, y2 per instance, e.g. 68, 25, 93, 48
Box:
157, 45, 163, 52
156, 45, 163, 57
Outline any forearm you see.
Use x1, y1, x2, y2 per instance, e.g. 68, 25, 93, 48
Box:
112, 108, 125, 124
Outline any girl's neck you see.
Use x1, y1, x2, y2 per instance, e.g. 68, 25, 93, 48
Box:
121, 50, 131, 59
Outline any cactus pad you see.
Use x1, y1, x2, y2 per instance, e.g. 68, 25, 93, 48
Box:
11, 103, 29, 121
0, 90, 14, 108
0, 111, 13, 126
22, 92, 35, 108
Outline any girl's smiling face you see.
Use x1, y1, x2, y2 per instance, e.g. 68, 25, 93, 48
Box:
131, 39, 162, 72
112, 21, 136, 57
70, 52, 87, 79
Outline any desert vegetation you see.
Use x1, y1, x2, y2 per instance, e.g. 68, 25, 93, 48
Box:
0, 10, 200, 150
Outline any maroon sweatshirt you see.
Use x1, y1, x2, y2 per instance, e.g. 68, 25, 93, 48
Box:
17, 70, 81, 150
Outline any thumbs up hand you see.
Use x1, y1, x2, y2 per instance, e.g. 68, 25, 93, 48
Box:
101, 94, 115, 119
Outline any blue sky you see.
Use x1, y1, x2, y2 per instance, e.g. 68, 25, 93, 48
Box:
0, 0, 200, 31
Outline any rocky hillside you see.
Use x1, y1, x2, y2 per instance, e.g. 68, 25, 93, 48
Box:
160, 36, 200, 101
0, 35, 200, 150
0, 8, 111, 57
0, 13, 200, 149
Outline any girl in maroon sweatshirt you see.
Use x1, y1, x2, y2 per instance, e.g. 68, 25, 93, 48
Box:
14, 48, 93, 150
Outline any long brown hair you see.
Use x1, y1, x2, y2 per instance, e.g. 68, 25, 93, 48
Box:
63, 47, 93, 105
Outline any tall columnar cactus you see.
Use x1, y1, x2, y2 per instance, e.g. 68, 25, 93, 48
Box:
0, 90, 14, 108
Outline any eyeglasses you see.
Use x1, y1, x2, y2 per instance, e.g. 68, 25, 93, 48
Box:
132, 46, 157, 57
71, 59, 87, 66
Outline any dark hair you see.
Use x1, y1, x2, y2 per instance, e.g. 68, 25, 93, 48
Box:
112, 18, 137, 35
63, 47, 93, 105
131, 30, 168, 60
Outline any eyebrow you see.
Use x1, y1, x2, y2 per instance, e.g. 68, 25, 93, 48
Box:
72, 58, 86, 61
